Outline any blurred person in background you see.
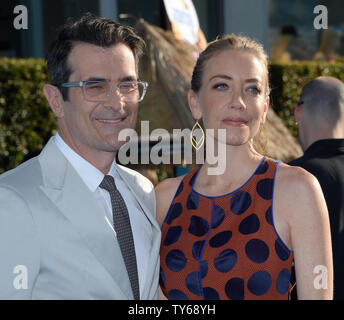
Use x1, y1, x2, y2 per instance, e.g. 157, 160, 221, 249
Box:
290, 76, 344, 299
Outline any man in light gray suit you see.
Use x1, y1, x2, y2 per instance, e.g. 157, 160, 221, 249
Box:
0, 13, 160, 299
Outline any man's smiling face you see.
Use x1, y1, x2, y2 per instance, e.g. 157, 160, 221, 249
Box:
57, 42, 139, 158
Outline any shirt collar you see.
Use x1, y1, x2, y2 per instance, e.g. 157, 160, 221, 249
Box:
53, 133, 117, 192
304, 139, 344, 157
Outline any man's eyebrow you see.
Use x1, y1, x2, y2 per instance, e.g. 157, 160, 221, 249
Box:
83, 76, 138, 82
120, 75, 137, 82
85, 77, 107, 82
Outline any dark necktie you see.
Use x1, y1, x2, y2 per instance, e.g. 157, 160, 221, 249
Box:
99, 175, 140, 300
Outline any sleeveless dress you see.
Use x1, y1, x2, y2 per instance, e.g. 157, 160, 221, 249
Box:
160, 157, 295, 300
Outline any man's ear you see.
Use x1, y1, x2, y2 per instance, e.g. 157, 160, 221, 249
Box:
187, 89, 202, 120
294, 104, 302, 124
43, 84, 64, 118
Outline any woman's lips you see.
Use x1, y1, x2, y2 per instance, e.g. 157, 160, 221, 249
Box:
222, 117, 248, 127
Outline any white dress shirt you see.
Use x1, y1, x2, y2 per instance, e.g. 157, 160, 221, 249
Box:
53, 133, 149, 296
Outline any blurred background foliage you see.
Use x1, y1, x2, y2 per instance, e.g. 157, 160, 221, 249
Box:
0, 58, 57, 174
1, 58, 344, 174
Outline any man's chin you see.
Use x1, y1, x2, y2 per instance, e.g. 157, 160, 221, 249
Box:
100, 143, 121, 153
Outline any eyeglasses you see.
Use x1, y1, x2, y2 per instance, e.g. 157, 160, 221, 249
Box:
61, 80, 148, 103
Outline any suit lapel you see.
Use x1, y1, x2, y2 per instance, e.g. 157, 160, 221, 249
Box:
115, 165, 158, 227
115, 165, 161, 298
38, 139, 133, 299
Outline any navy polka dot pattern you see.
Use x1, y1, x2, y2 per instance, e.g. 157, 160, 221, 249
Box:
245, 239, 270, 263
165, 202, 182, 225
164, 226, 182, 246
168, 289, 188, 300
209, 231, 232, 248
255, 160, 269, 175
247, 271, 272, 296
200, 260, 208, 278
214, 249, 237, 273
188, 215, 209, 237
239, 213, 260, 234
265, 206, 273, 225
175, 182, 184, 197
256, 178, 274, 200
186, 191, 199, 210
275, 238, 291, 261
192, 240, 205, 260
160, 157, 294, 300
230, 191, 252, 215
276, 269, 291, 294
186, 272, 202, 296
225, 278, 245, 300
159, 267, 165, 289
165, 249, 187, 272
211, 205, 225, 229
203, 287, 220, 300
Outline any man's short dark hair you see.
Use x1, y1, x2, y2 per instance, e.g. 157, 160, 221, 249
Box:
46, 13, 145, 100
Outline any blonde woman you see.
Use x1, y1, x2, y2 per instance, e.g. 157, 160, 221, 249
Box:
156, 35, 333, 300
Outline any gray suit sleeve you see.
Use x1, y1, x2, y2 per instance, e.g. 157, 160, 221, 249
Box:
0, 187, 40, 299
147, 182, 159, 300
148, 181, 157, 218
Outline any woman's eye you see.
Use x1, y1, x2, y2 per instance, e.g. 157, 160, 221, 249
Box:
213, 83, 228, 90
248, 86, 261, 95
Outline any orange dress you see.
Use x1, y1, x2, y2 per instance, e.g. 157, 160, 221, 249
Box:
160, 157, 295, 300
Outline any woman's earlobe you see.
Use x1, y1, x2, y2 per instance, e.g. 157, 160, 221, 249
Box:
262, 97, 269, 123
188, 89, 202, 120
265, 96, 270, 110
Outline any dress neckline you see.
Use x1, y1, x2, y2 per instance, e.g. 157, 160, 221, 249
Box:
191, 156, 266, 199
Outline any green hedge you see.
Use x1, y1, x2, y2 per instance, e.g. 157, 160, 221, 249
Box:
269, 61, 344, 138
1, 58, 344, 174
0, 58, 57, 174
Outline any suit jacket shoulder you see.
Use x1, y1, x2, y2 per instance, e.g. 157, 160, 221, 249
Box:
117, 164, 154, 193
0, 155, 42, 189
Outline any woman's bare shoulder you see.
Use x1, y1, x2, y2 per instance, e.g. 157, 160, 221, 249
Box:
155, 175, 185, 227
276, 162, 319, 191
275, 163, 325, 221
155, 175, 185, 195
274, 164, 332, 299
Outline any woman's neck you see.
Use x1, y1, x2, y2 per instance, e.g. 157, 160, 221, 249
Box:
199, 143, 263, 187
